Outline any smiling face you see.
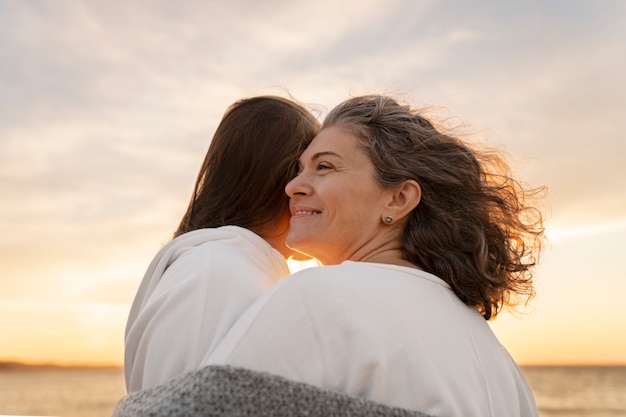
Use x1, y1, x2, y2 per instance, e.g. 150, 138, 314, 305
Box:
285, 125, 396, 265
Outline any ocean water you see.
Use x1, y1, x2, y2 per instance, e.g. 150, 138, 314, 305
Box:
0, 366, 625, 416
0, 368, 125, 417
522, 366, 626, 417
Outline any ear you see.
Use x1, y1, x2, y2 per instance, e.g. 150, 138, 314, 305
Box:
384, 180, 421, 221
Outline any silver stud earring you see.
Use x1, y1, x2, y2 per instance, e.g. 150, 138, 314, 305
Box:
385, 216, 393, 223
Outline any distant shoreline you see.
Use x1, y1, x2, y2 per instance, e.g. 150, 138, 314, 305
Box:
0, 360, 122, 370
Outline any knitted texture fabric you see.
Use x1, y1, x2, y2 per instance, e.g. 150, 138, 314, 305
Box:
113, 365, 433, 417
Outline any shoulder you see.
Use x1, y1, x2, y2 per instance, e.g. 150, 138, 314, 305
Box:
173, 226, 271, 255
278, 261, 449, 300
263, 262, 466, 335
283, 261, 375, 287
270, 262, 362, 301
170, 226, 286, 271
144, 226, 287, 298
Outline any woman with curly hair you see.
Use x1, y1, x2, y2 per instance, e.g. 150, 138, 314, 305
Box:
203, 95, 545, 417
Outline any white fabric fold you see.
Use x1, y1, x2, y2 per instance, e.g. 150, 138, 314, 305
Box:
203, 261, 538, 417
124, 226, 289, 393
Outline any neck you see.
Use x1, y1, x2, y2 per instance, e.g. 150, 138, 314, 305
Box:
360, 249, 420, 269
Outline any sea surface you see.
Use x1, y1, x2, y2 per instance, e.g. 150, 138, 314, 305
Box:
0, 367, 125, 417
522, 366, 626, 417
0, 366, 625, 416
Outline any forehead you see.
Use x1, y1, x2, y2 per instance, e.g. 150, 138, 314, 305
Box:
302, 125, 366, 159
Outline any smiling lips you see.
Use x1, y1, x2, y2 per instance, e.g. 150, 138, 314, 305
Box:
291, 207, 321, 217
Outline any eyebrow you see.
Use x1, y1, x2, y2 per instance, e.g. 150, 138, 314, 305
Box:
309, 151, 342, 161
311, 151, 341, 160
297, 150, 343, 168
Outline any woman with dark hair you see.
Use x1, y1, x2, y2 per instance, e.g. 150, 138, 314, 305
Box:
124, 95, 320, 393
202, 95, 545, 416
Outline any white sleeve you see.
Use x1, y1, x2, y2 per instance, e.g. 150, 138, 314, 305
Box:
125, 244, 281, 392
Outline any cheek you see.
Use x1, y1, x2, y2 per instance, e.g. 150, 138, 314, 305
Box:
334, 192, 378, 231
320, 181, 382, 226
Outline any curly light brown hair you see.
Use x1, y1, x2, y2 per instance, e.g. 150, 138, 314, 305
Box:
323, 95, 545, 319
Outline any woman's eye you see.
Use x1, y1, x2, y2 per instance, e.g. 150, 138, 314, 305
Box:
317, 163, 332, 170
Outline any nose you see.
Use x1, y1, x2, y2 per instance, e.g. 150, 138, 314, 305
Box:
285, 172, 311, 198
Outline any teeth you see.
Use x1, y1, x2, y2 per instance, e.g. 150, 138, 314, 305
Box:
294, 210, 319, 215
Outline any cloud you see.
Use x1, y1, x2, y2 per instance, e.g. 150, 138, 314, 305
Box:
2, 0, 624, 264
1, 0, 625, 364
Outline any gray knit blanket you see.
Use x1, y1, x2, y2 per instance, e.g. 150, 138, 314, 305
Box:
113, 365, 433, 417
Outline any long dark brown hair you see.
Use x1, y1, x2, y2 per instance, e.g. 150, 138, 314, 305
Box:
175, 96, 320, 238
323, 95, 545, 320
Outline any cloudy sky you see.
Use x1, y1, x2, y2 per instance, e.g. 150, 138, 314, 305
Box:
1, 0, 624, 366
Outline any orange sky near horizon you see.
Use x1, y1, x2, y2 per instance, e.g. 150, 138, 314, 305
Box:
4, 219, 626, 368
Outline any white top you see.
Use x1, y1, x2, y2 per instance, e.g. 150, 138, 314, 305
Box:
203, 261, 538, 417
124, 226, 290, 392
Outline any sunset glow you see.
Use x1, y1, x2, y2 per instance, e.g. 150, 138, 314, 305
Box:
1, 0, 625, 367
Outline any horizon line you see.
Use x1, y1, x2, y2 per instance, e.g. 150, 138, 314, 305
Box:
2, 359, 625, 370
